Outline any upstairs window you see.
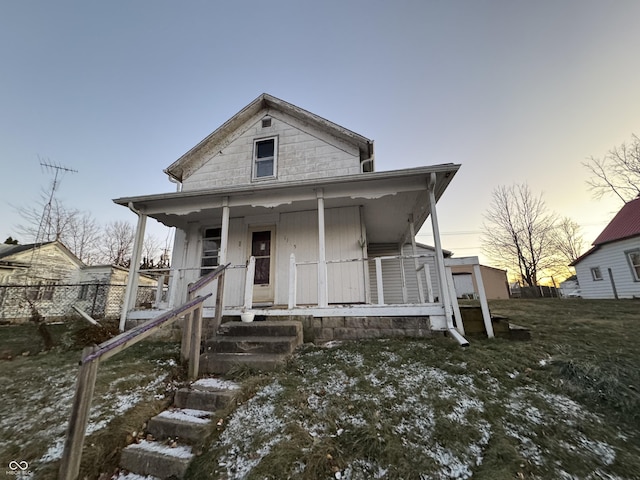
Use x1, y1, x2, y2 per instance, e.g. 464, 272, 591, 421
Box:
201, 228, 221, 276
253, 137, 277, 180
590, 267, 603, 281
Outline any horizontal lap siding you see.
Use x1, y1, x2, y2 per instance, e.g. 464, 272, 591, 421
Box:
368, 244, 440, 305
368, 244, 403, 304
576, 237, 640, 299
402, 244, 440, 302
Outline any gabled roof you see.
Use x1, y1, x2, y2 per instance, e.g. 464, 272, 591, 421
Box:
0, 241, 84, 268
164, 93, 374, 182
0, 242, 54, 259
570, 197, 640, 266
592, 196, 640, 245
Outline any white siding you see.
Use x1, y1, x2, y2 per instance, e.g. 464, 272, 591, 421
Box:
402, 244, 441, 302
326, 206, 366, 303
368, 244, 404, 304
277, 210, 319, 305
182, 110, 361, 191
575, 237, 640, 299
275, 206, 364, 305
368, 243, 441, 304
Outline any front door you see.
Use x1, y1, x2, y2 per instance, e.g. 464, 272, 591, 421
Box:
249, 227, 275, 304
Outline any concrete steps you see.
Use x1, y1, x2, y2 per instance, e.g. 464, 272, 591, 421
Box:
118, 377, 240, 479
200, 320, 303, 375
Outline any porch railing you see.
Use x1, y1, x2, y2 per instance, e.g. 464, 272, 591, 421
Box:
281, 253, 438, 309
59, 263, 229, 480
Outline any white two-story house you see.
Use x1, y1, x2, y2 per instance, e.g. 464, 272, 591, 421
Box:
114, 94, 473, 341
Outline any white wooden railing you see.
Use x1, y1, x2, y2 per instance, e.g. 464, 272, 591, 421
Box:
282, 253, 438, 309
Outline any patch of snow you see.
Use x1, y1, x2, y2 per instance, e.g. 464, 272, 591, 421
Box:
193, 377, 240, 391
503, 422, 544, 466
577, 437, 616, 465
508, 370, 519, 379
321, 340, 343, 349
127, 440, 193, 459
426, 444, 473, 479
216, 381, 287, 479
445, 396, 484, 423
157, 408, 212, 424
112, 473, 160, 480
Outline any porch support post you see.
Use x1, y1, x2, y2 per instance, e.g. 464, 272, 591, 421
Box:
375, 257, 385, 305
427, 173, 457, 331
216, 196, 230, 322
409, 217, 426, 303
317, 189, 328, 307
473, 262, 495, 338
119, 205, 147, 332
219, 197, 230, 265
288, 253, 297, 309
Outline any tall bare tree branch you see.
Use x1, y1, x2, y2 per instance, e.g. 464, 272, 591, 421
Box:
584, 134, 640, 204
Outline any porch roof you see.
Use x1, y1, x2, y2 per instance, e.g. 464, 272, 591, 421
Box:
113, 164, 460, 244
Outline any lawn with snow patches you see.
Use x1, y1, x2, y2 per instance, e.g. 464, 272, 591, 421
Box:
0, 341, 178, 479
189, 330, 639, 480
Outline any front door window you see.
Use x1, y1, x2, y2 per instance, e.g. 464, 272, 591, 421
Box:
252, 231, 271, 285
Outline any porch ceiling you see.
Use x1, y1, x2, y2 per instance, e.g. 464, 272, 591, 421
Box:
113, 164, 460, 243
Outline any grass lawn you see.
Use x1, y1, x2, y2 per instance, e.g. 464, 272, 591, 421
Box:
188, 299, 640, 480
0, 320, 181, 479
1, 299, 638, 479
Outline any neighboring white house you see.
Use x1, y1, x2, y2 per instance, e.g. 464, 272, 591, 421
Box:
0, 241, 158, 322
113, 93, 470, 337
570, 197, 640, 299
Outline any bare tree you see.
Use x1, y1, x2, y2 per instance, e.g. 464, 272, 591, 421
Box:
100, 220, 134, 267
552, 217, 585, 267
482, 184, 557, 287
64, 211, 101, 264
141, 234, 162, 269
15, 194, 77, 243
14, 194, 102, 263
584, 134, 640, 204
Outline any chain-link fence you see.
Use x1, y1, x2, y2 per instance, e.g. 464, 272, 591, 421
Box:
0, 283, 163, 323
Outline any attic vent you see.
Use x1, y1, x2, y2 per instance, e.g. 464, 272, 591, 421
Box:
261, 117, 272, 128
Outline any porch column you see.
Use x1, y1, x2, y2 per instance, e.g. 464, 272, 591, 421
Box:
219, 197, 230, 264
427, 173, 456, 329
317, 189, 328, 307
409, 217, 426, 303
119, 204, 147, 332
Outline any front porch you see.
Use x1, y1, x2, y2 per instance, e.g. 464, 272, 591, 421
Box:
115, 166, 494, 345
125, 252, 495, 348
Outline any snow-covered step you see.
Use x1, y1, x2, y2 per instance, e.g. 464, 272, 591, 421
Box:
174, 377, 240, 411
112, 472, 160, 480
120, 440, 194, 479
147, 408, 213, 444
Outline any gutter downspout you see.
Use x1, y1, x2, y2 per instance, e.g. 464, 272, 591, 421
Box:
119, 202, 147, 332
428, 173, 469, 347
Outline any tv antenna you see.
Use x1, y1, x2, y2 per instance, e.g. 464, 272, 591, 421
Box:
34, 158, 78, 247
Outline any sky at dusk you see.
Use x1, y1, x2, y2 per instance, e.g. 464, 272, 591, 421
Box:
1, 1, 639, 271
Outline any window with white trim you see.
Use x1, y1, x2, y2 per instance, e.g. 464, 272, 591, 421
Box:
201, 227, 221, 276
590, 267, 603, 281
253, 137, 277, 180
626, 249, 640, 281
